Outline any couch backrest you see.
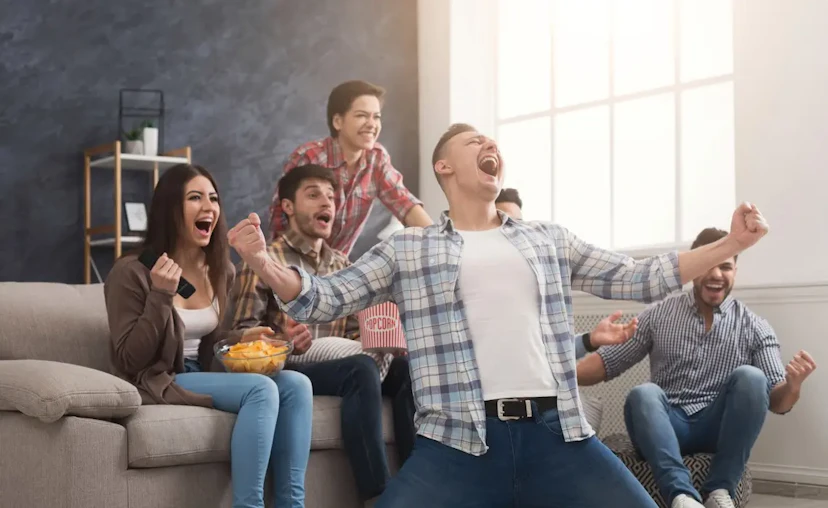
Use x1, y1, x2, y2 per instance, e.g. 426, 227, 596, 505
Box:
0, 282, 111, 372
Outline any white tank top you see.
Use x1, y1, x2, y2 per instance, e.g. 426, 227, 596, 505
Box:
175, 300, 219, 360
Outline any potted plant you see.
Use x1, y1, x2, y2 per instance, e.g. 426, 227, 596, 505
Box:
141, 120, 158, 156
123, 128, 144, 154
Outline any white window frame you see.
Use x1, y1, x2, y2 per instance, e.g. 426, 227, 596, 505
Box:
493, 0, 734, 256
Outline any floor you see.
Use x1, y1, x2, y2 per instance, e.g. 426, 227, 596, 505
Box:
750, 495, 828, 507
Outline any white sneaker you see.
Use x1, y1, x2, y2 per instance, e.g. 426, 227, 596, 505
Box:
704, 489, 735, 508
672, 494, 705, 508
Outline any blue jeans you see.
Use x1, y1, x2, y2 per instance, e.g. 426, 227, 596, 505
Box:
375, 404, 658, 507
179, 358, 313, 508
624, 365, 770, 504
287, 354, 416, 500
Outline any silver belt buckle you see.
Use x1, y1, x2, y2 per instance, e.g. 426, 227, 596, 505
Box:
497, 398, 533, 421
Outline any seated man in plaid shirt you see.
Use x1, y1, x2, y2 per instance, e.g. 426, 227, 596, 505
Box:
227, 123, 771, 508
269, 80, 433, 257
230, 163, 416, 506
578, 227, 817, 508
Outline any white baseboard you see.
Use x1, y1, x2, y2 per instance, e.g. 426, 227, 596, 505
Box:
749, 462, 828, 486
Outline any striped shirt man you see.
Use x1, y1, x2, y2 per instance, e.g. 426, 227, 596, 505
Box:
280, 210, 684, 456
598, 289, 786, 415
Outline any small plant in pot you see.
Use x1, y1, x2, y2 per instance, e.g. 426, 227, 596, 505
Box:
123, 128, 144, 154
140, 120, 159, 156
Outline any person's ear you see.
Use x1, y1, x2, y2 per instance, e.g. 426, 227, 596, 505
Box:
434, 160, 454, 179
282, 199, 295, 217
332, 114, 343, 134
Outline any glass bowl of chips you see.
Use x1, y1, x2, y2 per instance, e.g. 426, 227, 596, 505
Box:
213, 337, 293, 375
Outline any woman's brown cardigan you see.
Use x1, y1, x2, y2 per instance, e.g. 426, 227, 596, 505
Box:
104, 254, 240, 407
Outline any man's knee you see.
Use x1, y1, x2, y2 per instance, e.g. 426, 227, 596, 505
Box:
346, 354, 382, 391
625, 383, 668, 416
729, 365, 769, 400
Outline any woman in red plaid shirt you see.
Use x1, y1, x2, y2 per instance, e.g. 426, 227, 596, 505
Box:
269, 80, 433, 256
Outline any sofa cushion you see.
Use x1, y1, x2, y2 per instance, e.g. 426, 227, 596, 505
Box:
311, 396, 395, 450
124, 405, 236, 468
0, 282, 111, 372
0, 359, 141, 423
124, 395, 396, 468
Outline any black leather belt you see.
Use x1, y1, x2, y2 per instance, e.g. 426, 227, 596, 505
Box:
484, 396, 558, 421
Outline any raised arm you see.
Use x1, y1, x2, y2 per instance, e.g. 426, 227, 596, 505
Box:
750, 320, 818, 414
228, 213, 395, 324
567, 202, 769, 302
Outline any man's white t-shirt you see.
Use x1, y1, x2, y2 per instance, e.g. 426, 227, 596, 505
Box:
457, 228, 558, 400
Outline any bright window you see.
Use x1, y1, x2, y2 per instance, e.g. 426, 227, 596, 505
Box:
495, 0, 735, 250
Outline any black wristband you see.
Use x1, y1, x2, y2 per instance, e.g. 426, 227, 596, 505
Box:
582, 332, 596, 353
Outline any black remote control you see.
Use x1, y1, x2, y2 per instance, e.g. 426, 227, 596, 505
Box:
138, 249, 196, 299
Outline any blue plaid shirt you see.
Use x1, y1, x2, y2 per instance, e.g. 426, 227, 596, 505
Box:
281, 212, 682, 455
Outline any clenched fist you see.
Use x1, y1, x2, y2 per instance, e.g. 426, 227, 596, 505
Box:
729, 202, 770, 251
785, 350, 817, 389
150, 253, 181, 295
228, 213, 269, 265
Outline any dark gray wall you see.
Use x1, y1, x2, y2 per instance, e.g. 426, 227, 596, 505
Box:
0, 0, 419, 282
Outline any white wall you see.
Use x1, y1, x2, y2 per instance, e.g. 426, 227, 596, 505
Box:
729, 0, 828, 484
734, 0, 828, 288
417, 0, 497, 219
418, 0, 828, 486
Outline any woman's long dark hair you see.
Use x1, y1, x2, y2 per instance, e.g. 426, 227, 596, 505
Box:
142, 163, 231, 321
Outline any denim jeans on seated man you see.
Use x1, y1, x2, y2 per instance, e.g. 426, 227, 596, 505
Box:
287, 354, 415, 499
624, 367, 769, 504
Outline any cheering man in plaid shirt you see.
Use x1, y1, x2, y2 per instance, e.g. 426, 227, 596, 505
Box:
229, 123, 771, 507
578, 227, 816, 508
269, 80, 433, 257
229, 164, 416, 506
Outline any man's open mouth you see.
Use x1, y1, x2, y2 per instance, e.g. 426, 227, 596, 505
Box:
315, 212, 332, 226
478, 153, 499, 177
704, 281, 725, 293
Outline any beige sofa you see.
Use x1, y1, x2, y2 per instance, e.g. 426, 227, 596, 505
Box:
0, 282, 400, 508
0, 281, 604, 508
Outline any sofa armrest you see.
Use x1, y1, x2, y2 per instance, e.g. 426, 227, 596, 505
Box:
0, 359, 141, 423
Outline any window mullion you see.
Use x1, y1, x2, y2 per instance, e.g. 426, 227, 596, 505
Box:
550, 3, 557, 224
674, 0, 683, 244
608, 0, 616, 249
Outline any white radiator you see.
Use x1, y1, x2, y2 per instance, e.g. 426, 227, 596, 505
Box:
575, 311, 651, 439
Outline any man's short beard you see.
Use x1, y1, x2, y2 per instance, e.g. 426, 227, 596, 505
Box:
296, 213, 327, 240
